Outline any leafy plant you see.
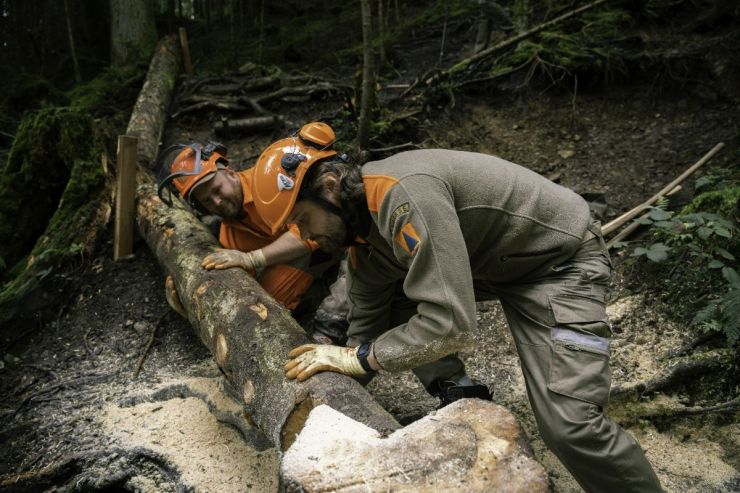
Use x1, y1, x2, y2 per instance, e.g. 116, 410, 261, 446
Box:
693, 269, 740, 344
629, 175, 739, 345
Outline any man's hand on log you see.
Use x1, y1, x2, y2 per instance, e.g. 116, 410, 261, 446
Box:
285, 344, 367, 381
165, 275, 187, 318
201, 248, 266, 275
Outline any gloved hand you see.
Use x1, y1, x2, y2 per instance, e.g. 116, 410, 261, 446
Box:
165, 275, 187, 318
201, 248, 266, 275
284, 344, 366, 381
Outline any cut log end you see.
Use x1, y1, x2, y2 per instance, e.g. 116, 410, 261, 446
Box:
281, 399, 551, 492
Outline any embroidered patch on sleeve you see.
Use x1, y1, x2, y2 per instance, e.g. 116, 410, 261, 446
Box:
394, 222, 422, 256
389, 202, 409, 231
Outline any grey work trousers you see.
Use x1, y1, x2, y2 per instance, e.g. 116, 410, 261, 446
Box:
349, 225, 663, 492
474, 228, 663, 492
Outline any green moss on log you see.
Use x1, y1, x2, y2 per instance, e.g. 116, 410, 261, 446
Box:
0, 108, 101, 275
66, 65, 143, 114
681, 187, 740, 219
0, 108, 105, 290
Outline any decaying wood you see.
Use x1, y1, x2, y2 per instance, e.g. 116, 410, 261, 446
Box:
602, 143, 725, 236
214, 115, 284, 135
126, 34, 181, 171
172, 81, 340, 119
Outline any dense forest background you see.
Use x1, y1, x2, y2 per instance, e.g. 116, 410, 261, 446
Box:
0, 1, 738, 491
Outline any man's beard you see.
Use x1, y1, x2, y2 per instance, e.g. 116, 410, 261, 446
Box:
214, 198, 244, 219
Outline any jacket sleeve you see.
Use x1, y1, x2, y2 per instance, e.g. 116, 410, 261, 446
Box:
286, 223, 320, 252
370, 175, 476, 372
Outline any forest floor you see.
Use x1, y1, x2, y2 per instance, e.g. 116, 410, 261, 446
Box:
1, 12, 740, 493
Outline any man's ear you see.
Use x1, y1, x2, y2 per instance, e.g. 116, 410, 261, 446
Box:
223, 167, 239, 182
318, 173, 341, 205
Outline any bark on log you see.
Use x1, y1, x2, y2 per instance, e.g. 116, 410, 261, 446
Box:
127, 33, 400, 450
131, 33, 549, 491
135, 183, 401, 449
126, 34, 181, 170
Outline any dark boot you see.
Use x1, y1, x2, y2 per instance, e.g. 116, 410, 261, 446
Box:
427, 376, 492, 408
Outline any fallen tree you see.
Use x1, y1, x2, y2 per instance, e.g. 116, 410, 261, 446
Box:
129, 34, 550, 491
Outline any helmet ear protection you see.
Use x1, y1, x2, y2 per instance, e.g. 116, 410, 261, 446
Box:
156, 141, 228, 210
252, 122, 339, 234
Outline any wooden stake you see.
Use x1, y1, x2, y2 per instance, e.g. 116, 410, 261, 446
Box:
179, 27, 194, 76
114, 135, 138, 260
602, 142, 725, 237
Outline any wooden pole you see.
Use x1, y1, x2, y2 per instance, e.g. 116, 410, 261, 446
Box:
602, 142, 725, 236
178, 27, 194, 76
606, 186, 682, 249
114, 135, 138, 260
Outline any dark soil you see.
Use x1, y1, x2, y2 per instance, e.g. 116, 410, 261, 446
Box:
1, 6, 739, 492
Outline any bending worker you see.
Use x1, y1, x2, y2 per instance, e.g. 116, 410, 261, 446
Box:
255, 145, 662, 492
157, 123, 343, 331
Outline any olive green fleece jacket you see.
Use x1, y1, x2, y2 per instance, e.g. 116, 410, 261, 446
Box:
348, 149, 592, 372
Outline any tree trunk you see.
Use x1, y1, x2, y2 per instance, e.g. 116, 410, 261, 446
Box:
135, 187, 401, 449
358, 0, 375, 152
126, 35, 181, 170
129, 31, 549, 492
128, 33, 400, 451
63, 0, 81, 82
378, 0, 386, 67
110, 0, 158, 66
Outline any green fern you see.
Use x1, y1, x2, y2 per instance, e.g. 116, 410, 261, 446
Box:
694, 287, 740, 345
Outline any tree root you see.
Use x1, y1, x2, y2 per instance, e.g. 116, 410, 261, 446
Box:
610, 394, 740, 425
172, 79, 346, 120
610, 348, 735, 400
0, 446, 185, 493
11, 371, 117, 420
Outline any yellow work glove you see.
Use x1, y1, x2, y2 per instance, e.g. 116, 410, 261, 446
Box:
284, 344, 367, 381
164, 275, 187, 318
201, 248, 267, 275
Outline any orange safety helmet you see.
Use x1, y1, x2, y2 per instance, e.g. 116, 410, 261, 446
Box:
252, 122, 337, 234
157, 141, 229, 210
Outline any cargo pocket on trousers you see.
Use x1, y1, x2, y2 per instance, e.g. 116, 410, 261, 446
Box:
547, 295, 612, 407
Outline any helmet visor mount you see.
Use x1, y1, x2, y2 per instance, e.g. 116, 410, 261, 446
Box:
156, 143, 227, 211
